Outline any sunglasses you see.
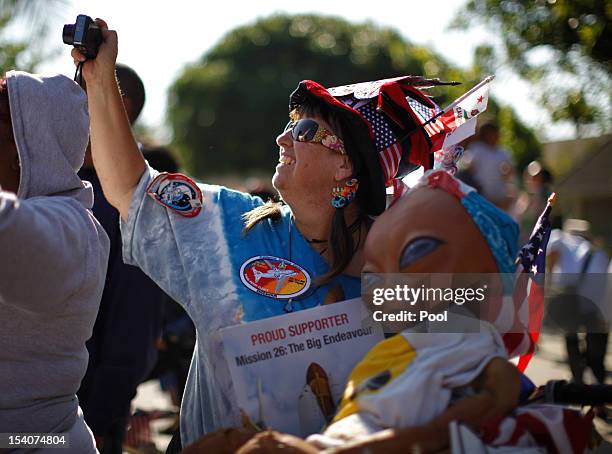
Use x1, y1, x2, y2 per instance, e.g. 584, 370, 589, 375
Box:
284, 118, 345, 154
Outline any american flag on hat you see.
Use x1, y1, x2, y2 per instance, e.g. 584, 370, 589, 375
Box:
346, 100, 403, 184
328, 76, 493, 201
407, 97, 443, 138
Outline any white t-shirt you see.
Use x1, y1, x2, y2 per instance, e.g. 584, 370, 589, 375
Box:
464, 141, 513, 204
547, 229, 610, 315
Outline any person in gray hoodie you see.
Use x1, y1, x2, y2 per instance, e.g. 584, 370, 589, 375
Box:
0, 71, 109, 453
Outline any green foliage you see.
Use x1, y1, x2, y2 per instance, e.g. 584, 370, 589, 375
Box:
451, 0, 611, 135
168, 14, 540, 177
0, 12, 26, 72
0, 0, 65, 73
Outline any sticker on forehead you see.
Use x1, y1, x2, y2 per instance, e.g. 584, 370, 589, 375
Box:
240, 256, 311, 300
146, 172, 203, 217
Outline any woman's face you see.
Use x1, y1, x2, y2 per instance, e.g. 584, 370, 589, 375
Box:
272, 115, 350, 206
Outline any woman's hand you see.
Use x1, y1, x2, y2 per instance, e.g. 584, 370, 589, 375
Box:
71, 17, 146, 219
71, 18, 117, 86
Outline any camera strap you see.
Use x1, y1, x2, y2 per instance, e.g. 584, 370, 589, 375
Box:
74, 62, 85, 88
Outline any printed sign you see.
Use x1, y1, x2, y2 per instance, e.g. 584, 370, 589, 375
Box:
220, 298, 383, 436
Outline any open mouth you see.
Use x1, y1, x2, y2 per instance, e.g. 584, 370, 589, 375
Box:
278, 155, 295, 165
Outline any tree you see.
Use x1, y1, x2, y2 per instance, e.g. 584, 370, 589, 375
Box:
451, 0, 611, 137
168, 14, 541, 177
0, 0, 65, 72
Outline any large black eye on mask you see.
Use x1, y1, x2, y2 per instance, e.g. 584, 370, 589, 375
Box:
400, 237, 444, 269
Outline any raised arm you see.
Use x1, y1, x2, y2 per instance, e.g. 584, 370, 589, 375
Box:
72, 19, 145, 220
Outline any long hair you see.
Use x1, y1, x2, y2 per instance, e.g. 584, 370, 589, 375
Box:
243, 97, 369, 285
243, 200, 283, 231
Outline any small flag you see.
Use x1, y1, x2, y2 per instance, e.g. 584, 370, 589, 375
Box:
507, 193, 555, 371
441, 76, 492, 129
402, 76, 493, 156
436, 76, 492, 150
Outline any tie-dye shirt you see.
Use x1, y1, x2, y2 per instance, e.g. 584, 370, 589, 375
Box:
120, 165, 361, 446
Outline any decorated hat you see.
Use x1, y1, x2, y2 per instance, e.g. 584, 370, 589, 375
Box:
289, 76, 462, 216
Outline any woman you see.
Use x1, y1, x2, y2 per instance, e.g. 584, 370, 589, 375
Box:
73, 20, 449, 449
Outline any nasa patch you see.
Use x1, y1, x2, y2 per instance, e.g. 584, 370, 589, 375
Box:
146, 172, 203, 217
240, 256, 311, 300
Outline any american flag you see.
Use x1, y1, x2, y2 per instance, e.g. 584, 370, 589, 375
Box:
503, 193, 555, 371
356, 101, 403, 183
335, 77, 491, 190
477, 403, 592, 453
123, 410, 152, 449
399, 78, 492, 165
123, 409, 177, 450
469, 193, 593, 453
406, 96, 444, 138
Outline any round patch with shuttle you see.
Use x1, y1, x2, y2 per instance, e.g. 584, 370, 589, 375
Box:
146, 172, 203, 217
240, 256, 311, 299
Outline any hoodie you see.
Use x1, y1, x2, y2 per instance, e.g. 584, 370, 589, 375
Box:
0, 71, 109, 436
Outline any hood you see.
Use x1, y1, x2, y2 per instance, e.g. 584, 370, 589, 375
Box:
6, 71, 91, 203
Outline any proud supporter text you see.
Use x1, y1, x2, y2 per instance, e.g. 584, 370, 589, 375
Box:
372, 284, 487, 306
237, 326, 374, 367
250, 313, 350, 346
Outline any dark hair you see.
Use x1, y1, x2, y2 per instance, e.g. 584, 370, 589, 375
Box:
115, 63, 145, 123
479, 121, 499, 135
550, 214, 563, 231
142, 145, 180, 173
0, 78, 14, 142
540, 168, 553, 185
243, 97, 368, 285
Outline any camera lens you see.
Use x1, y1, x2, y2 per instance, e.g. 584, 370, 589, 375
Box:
62, 24, 75, 45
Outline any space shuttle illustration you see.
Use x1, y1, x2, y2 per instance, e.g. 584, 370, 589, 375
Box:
297, 363, 341, 436
253, 260, 298, 293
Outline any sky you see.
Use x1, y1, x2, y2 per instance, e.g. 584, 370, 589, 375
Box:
11, 0, 572, 142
